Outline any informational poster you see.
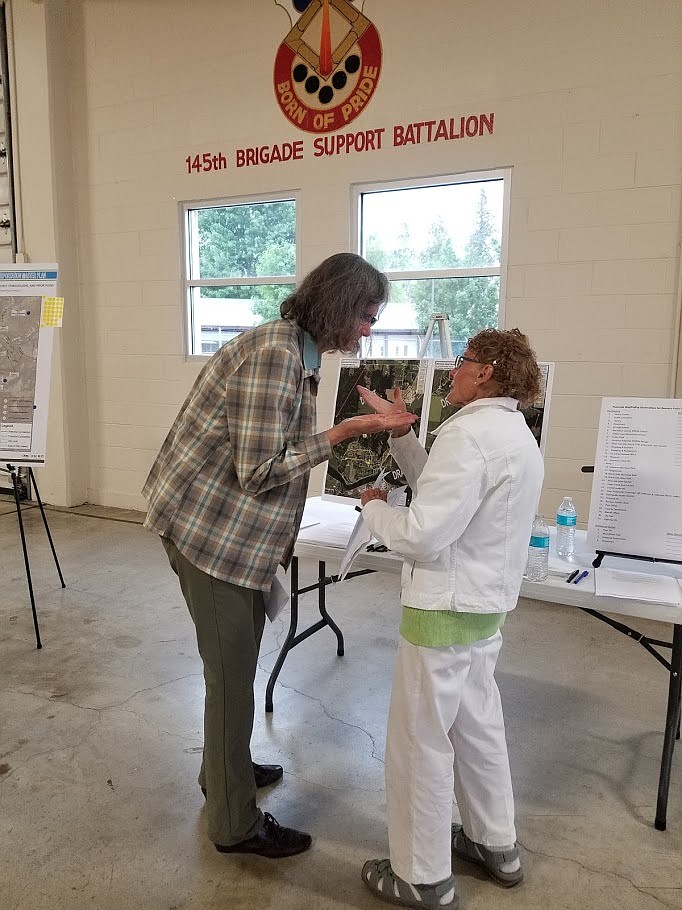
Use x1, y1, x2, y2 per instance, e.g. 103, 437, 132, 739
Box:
421, 360, 554, 455
587, 398, 682, 561
324, 358, 555, 503
421, 359, 460, 453
525, 361, 554, 456
324, 358, 429, 502
0, 264, 59, 464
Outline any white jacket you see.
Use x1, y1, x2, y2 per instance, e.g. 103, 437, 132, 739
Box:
362, 397, 544, 614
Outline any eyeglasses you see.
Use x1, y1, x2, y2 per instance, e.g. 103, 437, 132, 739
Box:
453, 354, 498, 369
361, 313, 378, 326
453, 354, 482, 369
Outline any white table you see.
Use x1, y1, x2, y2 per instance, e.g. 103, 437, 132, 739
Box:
266, 498, 682, 831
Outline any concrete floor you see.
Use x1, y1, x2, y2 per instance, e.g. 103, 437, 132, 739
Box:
1, 501, 681, 910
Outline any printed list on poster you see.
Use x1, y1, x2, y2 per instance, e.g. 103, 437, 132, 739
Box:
587, 398, 682, 562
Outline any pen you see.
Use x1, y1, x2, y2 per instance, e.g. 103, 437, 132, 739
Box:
566, 570, 579, 583
573, 570, 589, 585
355, 506, 362, 512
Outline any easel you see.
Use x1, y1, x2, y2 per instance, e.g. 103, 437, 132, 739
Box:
418, 313, 454, 359
5, 463, 65, 648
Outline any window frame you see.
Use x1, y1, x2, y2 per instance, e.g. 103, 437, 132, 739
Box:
351, 169, 512, 354
180, 190, 301, 359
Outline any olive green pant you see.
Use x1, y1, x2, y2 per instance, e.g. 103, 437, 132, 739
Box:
162, 537, 265, 846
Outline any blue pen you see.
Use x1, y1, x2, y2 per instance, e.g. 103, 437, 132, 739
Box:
573, 570, 589, 585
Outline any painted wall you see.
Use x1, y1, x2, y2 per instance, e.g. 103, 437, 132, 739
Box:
11, 0, 682, 522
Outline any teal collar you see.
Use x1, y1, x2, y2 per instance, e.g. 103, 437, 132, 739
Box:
302, 331, 321, 371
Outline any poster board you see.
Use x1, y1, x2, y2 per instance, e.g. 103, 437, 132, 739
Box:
421, 360, 554, 456
587, 397, 682, 562
0, 264, 59, 464
324, 358, 430, 502
323, 358, 555, 504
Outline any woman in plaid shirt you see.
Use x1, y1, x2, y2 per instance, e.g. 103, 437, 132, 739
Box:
143, 253, 416, 858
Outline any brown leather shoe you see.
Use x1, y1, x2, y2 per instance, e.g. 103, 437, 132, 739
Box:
215, 812, 312, 858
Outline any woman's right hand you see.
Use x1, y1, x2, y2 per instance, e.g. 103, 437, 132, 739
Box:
356, 385, 406, 416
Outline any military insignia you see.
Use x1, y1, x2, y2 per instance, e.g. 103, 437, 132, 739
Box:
274, 0, 382, 133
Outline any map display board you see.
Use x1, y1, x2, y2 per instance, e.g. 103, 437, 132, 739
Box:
587, 397, 682, 561
422, 360, 554, 455
324, 358, 555, 503
422, 359, 460, 454
324, 358, 429, 501
525, 361, 554, 456
0, 265, 59, 464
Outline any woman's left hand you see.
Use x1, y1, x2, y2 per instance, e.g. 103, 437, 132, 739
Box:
360, 488, 388, 506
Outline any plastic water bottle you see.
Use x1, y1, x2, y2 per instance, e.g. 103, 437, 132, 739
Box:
525, 515, 550, 581
556, 496, 577, 558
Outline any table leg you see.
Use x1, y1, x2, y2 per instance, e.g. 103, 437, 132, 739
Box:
265, 557, 299, 713
655, 623, 682, 831
264, 559, 373, 712
319, 561, 344, 656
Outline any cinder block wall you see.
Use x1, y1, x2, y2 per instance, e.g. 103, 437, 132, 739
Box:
12, 0, 682, 521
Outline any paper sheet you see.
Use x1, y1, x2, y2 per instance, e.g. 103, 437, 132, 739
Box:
594, 567, 682, 606
587, 398, 682, 561
337, 511, 374, 580
264, 569, 290, 622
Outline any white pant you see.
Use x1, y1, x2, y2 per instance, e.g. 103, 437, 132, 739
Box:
386, 631, 515, 884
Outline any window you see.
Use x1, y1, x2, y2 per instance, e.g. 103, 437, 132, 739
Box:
182, 195, 298, 355
353, 171, 510, 358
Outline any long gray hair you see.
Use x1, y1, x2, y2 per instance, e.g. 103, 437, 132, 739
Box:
280, 253, 388, 352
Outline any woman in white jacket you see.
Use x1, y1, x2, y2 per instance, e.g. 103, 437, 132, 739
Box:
360, 328, 544, 910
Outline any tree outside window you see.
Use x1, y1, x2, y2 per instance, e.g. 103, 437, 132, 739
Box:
357, 175, 508, 357
183, 197, 297, 354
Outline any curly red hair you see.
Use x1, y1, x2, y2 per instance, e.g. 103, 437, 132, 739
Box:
467, 328, 541, 406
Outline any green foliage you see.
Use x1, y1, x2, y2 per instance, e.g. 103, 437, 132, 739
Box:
195, 200, 296, 320
197, 200, 295, 278
194, 190, 500, 340
364, 189, 501, 341
364, 232, 388, 271
464, 190, 501, 266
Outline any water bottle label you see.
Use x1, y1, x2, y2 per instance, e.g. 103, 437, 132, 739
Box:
530, 535, 550, 548
556, 515, 577, 526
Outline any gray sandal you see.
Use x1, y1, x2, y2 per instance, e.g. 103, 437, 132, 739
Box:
451, 824, 523, 887
362, 858, 458, 909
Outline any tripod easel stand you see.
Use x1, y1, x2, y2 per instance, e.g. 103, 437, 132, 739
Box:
5, 463, 65, 648
418, 313, 454, 359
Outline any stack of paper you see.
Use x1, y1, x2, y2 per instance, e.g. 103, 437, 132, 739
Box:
594, 567, 682, 606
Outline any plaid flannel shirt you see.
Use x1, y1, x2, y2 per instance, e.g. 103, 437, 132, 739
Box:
142, 319, 331, 590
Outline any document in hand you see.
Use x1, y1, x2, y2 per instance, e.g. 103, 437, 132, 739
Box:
264, 569, 290, 622
337, 510, 373, 581
338, 483, 407, 581
594, 567, 682, 606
